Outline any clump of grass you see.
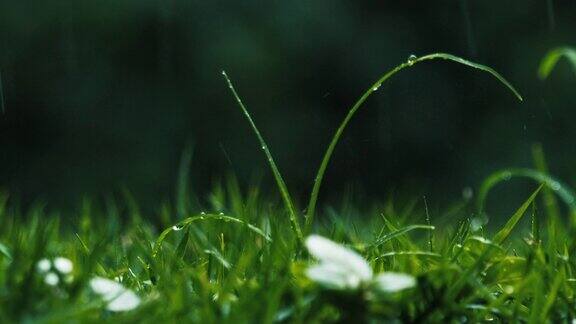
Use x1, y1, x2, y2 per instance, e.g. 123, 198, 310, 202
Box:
1, 173, 576, 322
2, 53, 576, 322
223, 53, 522, 240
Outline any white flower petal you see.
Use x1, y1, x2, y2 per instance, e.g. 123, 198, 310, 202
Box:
90, 277, 124, 296
305, 235, 372, 281
306, 263, 362, 290
90, 276, 141, 312
106, 290, 141, 312
44, 271, 60, 286
53, 257, 73, 274
373, 272, 416, 293
37, 259, 51, 273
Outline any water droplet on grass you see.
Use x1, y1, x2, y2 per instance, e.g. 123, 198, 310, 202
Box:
407, 54, 418, 66
462, 187, 473, 200
372, 84, 380, 91
172, 225, 183, 231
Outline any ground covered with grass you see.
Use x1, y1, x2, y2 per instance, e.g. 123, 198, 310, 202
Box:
0, 177, 575, 323
1, 52, 576, 323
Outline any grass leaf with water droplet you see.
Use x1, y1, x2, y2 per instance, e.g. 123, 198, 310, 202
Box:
152, 213, 271, 258
305, 53, 522, 233
221, 71, 303, 242
477, 168, 576, 217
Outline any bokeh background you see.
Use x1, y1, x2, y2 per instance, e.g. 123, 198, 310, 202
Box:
0, 1, 575, 215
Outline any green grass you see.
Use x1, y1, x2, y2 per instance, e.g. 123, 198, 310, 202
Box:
1, 175, 575, 323
1, 53, 576, 322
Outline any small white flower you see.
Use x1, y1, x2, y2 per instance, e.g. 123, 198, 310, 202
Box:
373, 272, 417, 293
305, 235, 416, 293
53, 257, 73, 274
37, 259, 52, 273
305, 235, 372, 290
44, 271, 60, 286
90, 276, 141, 312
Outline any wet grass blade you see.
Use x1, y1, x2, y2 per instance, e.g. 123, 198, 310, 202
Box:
477, 168, 576, 217
152, 213, 272, 258
370, 224, 435, 249
221, 71, 303, 242
538, 47, 576, 79
493, 185, 543, 245
305, 53, 522, 233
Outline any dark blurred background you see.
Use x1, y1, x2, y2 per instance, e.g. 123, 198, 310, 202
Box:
0, 1, 575, 214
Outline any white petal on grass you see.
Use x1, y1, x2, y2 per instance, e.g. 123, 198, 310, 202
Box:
53, 257, 73, 274
44, 271, 60, 286
373, 272, 416, 293
90, 276, 141, 312
37, 258, 51, 273
306, 263, 363, 290
305, 235, 372, 281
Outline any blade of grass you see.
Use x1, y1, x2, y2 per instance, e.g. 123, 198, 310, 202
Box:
531, 144, 559, 220
0, 242, 12, 261
305, 53, 522, 233
493, 185, 543, 245
538, 46, 576, 79
477, 168, 576, 217
221, 71, 303, 242
152, 213, 272, 258
370, 224, 435, 249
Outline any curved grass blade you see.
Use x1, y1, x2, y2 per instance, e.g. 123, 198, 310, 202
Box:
477, 168, 576, 217
305, 53, 522, 233
222, 71, 303, 242
492, 185, 543, 244
370, 224, 435, 249
374, 251, 441, 260
152, 213, 272, 258
538, 47, 576, 79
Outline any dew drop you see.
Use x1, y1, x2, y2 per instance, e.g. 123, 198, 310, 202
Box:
219, 212, 224, 215
172, 225, 183, 231
372, 84, 380, 91
407, 54, 418, 66
502, 171, 512, 181
550, 181, 561, 191
200, 211, 206, 215
462, 187, 473, 200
